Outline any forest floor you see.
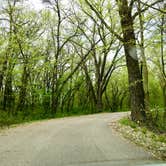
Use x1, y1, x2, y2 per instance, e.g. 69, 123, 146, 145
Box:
0, 112, 164, 166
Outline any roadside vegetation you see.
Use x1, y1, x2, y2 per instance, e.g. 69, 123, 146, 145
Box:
120, 109, 166, 133
118, 113, 166, 160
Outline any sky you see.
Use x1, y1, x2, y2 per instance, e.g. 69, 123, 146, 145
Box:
26, 0, 45, 10
0, 0, 71, 11
0, 0, 48, 10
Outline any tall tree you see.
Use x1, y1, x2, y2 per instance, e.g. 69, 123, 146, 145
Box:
116, 0, 146, 121
137, 0, 150, 112
159, 2, 166, 118
2, 0, 18, 111
83, 0, 146, 121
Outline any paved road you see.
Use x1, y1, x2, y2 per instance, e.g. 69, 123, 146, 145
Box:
0, 112, 164, 166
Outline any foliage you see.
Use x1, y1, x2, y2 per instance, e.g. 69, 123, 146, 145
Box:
147, 107, 166, 133
120, 108, 166, 133
119, 117, 139, 129
118, 116, 166, 160
0, 0, 165, 127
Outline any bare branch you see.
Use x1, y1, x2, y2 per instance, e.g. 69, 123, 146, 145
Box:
133, 0, 165, 19
84, 0, 123, 42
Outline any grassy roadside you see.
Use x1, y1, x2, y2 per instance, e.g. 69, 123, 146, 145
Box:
0, 112, 85, 129
115, 117, 166, 160
0, 109, 111, 129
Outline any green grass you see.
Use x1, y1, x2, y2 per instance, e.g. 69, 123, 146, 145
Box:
119, 116, 166, 144
0, 107, 111, 128
120, 107, 166, 133
119, 117, 138, 128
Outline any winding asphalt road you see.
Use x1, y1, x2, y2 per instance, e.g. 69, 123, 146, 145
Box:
0, 112, 164, 166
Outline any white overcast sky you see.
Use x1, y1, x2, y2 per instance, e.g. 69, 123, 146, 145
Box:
0, 0, 38, 9
0, 0, 70, 11
27, 0, 45, 10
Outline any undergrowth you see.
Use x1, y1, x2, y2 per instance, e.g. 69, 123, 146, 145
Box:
0, 107, 113, 128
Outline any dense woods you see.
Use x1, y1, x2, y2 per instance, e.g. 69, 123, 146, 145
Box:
0, 0, 165, 129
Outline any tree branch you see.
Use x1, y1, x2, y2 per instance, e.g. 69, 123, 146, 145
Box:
84, 0, 123, 42
133, 0, 165, 19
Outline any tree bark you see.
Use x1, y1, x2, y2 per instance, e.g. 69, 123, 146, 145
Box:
160, 2, 166, 118
138, 1, 150, 112
17, 64, 29, 111
0, 60, 7, 91
3, 71, 13, 111
117, 0, 146, 122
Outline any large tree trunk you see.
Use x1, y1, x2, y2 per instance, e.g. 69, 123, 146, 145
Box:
117, 0, 146, 122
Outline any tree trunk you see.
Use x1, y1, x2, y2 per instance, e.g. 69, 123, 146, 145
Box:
3, 72, 13, 111
96, 87, 103, 112
117, 0, 146, 122
51, 63, 59, 114
51, 87, 58, 114
163, 85, 166, 119
138, 1, 150, 112
160, 1, 166, 121
0, 60, 7, 91
17, 65, 29, 111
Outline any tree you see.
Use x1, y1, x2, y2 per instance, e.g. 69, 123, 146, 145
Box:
82, 0, 146, 121
0, 0, 164, 123
160, 2, 166, 118
137, 0, 150, 112
1, 0, 19, 111
116, 0, 146, 121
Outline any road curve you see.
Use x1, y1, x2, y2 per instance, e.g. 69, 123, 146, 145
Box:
0, 112, 163, 166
